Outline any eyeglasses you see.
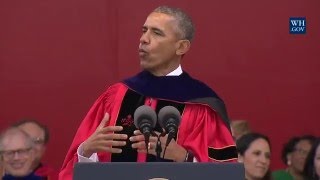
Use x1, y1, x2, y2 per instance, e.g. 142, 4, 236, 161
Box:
32, 137, 45, 145
293, 148, 309, 156
0, 147, 32, 159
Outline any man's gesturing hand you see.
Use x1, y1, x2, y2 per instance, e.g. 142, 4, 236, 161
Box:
82, 113, 128, 157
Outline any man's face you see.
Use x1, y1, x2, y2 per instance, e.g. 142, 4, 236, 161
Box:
139, 12, 182, 76
18, 123, 46, 165
1, 133, 35, 177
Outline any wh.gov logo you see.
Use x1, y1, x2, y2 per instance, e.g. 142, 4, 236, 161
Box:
289, 17, 306, 34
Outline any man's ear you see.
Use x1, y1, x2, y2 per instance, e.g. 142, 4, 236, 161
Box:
238, 153, 244, 163
176, 40, 191, 56
28, 148, 36, 159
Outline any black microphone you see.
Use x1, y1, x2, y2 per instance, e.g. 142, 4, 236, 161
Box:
158, 106, 181, 147
134, 105, 157, 150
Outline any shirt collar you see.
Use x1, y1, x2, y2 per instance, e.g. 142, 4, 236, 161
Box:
166, 65, 182, 76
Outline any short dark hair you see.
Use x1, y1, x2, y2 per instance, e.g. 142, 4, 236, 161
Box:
153, 6, 195, 42
281, 135, 316, 165
303, 138, 320, 180
13, 119, 50, 144
236, 132, 271, 155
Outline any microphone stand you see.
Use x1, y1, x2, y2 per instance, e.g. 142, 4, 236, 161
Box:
155, 132, 167, 161
155, 135, 162, 160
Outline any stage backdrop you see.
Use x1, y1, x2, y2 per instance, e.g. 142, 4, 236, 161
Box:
0, 0, 319, 171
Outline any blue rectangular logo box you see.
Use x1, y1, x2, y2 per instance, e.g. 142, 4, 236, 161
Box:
289, 17, 306, 34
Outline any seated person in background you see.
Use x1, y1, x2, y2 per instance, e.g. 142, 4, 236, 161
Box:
230, 119, 251, 140
303, 137, 320, 180
0, 127, 41, 179
13, 119, 57, 179
272, 135, 316, 180
236, 132, 272, 180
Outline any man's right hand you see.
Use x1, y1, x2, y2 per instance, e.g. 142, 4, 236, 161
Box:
82, 113, 128, 157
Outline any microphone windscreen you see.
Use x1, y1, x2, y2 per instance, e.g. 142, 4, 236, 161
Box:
134, 105, 157, 128
158, 106, 181, 128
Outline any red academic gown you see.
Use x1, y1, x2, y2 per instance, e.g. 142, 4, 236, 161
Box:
59, 71, 237, 180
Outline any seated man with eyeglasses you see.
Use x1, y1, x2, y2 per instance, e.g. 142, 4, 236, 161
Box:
13, 119, 57, 180
0, 127, 41, 179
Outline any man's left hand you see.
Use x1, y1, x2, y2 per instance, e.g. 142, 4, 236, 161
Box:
129, 130, 187, 162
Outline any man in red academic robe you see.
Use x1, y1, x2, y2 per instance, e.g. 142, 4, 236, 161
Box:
59, 5, 237, 180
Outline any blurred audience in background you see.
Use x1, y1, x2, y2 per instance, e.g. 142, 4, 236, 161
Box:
13, 119, 58, 179
231, 120, 251, 140
0, 117, 316, 180
0, 158, 4, 177
303, 137, 320, 180
272, 135, 316, 180
236, 132, 272, 180
0, 127, 39, 179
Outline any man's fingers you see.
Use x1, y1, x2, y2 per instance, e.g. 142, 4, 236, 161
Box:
103, 126, 124, 133
93, 140, 127, 153
129, 134, 157, 142
133, 130, 142, 135
96, 113, 125, 133
97, 146, 123, 153
132, 141, 156, 154
97, 113, 110, 130
106, 147, 123, 154
150, 136, 158, 142
101, 140, 126, 147
131, 141, 146, 149
129, 134, 145, 142
102, 133, 128, 140
132, 141, 156, 149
